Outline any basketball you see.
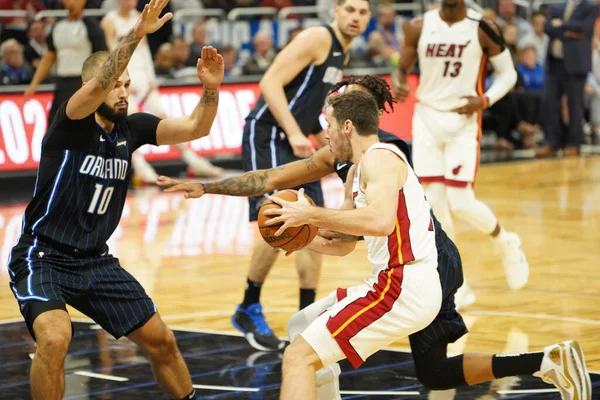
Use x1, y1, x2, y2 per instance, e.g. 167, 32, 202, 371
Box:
257, 190, 318, 252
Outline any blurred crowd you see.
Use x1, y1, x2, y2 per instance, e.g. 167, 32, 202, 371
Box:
1, 0, 599, 156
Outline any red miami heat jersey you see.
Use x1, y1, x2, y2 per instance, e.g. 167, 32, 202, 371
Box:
416, 9, 487, 111
352, 143, 437, 276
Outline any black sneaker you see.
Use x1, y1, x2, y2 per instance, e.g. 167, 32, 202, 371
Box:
231, 303, 285, 351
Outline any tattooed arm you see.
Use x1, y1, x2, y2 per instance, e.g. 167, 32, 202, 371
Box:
66, 0, 173, 120
156, 46, 224, 145
157, 145, 336, 197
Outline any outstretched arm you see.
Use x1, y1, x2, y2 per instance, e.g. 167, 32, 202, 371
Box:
265, 150, 408, 237
157, 146, 336, 197
156, 46, 223, 144
66, 0, 172, 120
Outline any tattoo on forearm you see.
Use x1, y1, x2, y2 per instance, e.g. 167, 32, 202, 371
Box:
200, 89, 219, 106
304, 156, 318, 172
204, 166, 285, 196
331, 231, 360, 242
97, 29, 140, 90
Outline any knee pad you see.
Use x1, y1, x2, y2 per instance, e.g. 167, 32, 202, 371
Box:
424, 182, 449, 211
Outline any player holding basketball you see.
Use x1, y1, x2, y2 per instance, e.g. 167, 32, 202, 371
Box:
393, 0, 528, 300
265, 91, 590, 400
101, 0, 223, 184
6, 0, 224, 398
217, 0, 370, 351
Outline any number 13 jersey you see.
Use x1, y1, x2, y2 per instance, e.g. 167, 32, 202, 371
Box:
416, 9, 486, 112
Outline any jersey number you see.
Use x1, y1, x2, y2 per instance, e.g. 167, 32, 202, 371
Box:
88, 184, 114, 215
443, 61, 462, 77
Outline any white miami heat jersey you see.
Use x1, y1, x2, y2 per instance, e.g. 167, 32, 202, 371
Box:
353, 143, 436, 275
416, 9, 487, 111
105, 10, 155, 79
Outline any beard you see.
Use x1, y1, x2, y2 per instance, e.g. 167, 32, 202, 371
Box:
97, 101, 128, 123
332, 136, 353, 162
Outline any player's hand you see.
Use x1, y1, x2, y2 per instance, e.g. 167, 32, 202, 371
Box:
157, 176, 206, 199
133, 0, 173, 40
392, 70, 411, 102
288, 134, 315, 158
197, 46, 224, 90
451, 96, 485, 115
264, 188, 313, 236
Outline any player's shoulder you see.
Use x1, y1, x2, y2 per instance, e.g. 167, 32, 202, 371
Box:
296, 26, 333, 42
476, 15, 503, 39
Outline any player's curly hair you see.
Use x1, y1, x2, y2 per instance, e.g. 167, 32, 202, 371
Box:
328, 75, 396, 113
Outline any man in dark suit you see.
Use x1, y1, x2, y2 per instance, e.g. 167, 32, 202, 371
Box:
539, 0, 598, 156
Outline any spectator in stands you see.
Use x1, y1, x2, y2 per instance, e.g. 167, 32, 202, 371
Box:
172, 35, 196, 69
539, 0, 598, 157
0, 39, 34, 85
189, 23, 207, 61
23, 20, 48, 70
221, 45, 241, 77
520, 12, 549, 66
482, 8, 498, 22
376, 4, 400, 51
242, 31, 276, 75
24, 0, 107, 124
154, 42, 176, 78
497, 0, 533, 40
517, 44, 545, 91
0, 0, 46, 44
503, 23, 519, 61
584, 36, 600, 141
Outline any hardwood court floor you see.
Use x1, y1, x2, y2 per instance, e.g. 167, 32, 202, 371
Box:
0, 156, 599, 395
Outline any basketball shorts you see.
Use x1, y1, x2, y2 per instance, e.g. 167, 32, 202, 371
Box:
301, 261, 442, 369
409, 216, 468, 359
412, 103, 481, 187
8, 234, 156, 340
242, 118, 324, 222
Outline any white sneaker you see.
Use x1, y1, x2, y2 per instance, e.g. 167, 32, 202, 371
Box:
187, 157, 224, 177
496, 232, 529, 290
131, 152, 159, 185
455, 282, 476, 311
534, 341, 591, 400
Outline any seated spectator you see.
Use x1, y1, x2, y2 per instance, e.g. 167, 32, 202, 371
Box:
172, 35, 196, 69
154, 42, 176, 78
516, 44, 544, 91
482, 8, 498, 22
520, 12, 549, 66
496, 0, 533, 40
23, 20, 47, 70
376, 5, 400, 51
242, 32, 276, 75
221, 45, 242, 77
502, 23, 519, 61
189, 23, 207, 61
0, 39, 34, 85
0, 0, 45, 44
348, 30, 396, 68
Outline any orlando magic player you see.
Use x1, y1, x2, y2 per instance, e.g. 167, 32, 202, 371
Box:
7, 1, 223, 398
229, 0, 371, 351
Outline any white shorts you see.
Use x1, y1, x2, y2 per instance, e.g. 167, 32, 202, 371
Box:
301, 261, 442, 369
128, 71, 165, 117
412, 103, 482, 187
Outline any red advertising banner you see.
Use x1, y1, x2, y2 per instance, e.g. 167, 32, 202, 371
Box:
0, 75, 418, 173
